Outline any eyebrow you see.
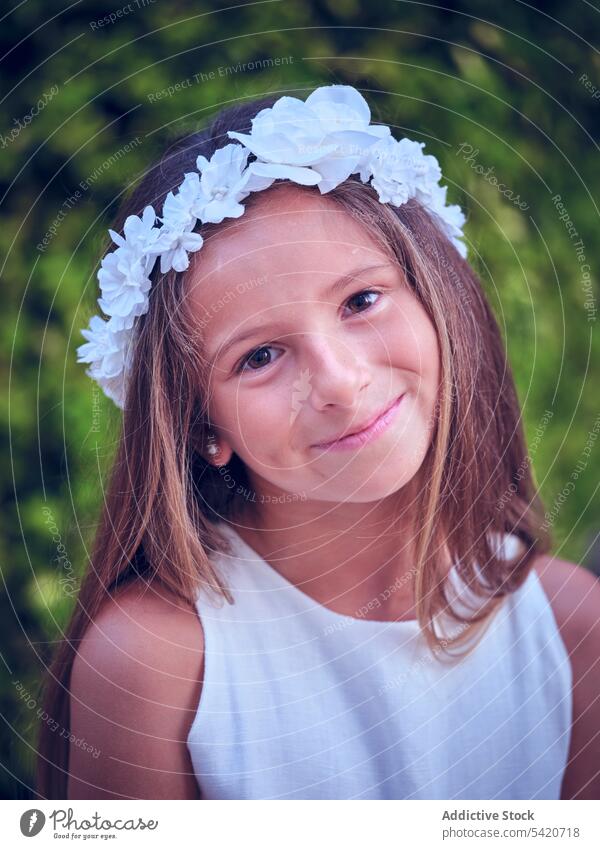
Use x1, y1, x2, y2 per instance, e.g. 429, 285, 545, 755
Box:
208, 262, 394, 363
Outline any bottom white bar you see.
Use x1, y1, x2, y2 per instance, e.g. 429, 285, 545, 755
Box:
2, 799, 598, 848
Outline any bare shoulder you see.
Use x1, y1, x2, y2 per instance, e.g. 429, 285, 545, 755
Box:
68, 579, 205, 799
532, 553, 600, 646
532, 553, 600, 799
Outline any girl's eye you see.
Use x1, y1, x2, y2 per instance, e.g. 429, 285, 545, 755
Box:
235, 345, 281, 374
234, 288, 383, 374
344, 288, 381, 315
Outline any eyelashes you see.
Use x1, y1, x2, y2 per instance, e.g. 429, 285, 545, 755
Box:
233, 288, 384, 375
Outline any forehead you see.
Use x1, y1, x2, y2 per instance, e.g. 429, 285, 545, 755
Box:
185, 186, 393, 321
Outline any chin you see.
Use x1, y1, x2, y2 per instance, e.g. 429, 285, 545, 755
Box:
314, 472, 416, 504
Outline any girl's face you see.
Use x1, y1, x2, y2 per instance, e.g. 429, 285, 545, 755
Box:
187, 186, 440, 506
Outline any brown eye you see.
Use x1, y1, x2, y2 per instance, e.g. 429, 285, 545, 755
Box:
235, 345, 280, 374
344, 289, 381, 314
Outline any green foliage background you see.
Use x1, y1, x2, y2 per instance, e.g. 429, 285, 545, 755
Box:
1, 0, 598, 798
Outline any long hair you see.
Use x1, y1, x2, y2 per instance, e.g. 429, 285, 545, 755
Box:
36, 94, 551, 798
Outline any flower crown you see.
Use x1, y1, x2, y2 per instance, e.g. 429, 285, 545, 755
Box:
77, 84, 467, 409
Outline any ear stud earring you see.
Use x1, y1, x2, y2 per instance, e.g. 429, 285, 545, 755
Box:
206, 432, 220, 457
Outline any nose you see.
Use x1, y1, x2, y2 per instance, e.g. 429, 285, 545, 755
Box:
304, 334, 371, 410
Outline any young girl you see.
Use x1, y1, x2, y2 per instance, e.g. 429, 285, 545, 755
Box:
37, 86, 599, 800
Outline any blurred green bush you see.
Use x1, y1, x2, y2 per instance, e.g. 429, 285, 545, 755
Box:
1, 0, 598, 798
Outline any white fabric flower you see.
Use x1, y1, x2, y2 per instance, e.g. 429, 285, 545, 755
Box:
153, 223, 204, 274
77, 84, 468, 408
109, 205, 160, 257
227, 90, 344, 189
97, 248, 153, 319
305, 85, 378, 134
77, 315, 135, 408
159, 172, 205, 232
151, 171, 206, 270
96, 371, 127, 408
97, 205, 160, 324
228, 86, 390, 193
304, 85, 390, 192
194, 144, 253, 223
77, 316, 127, 380
362, 136, 467, 257
426, 183, 468, 258
362, 137, 442, 206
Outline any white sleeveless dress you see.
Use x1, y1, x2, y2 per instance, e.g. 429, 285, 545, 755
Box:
186, 522, 572, 800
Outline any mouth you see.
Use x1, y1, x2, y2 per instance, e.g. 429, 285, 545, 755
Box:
311, 393, 406, 452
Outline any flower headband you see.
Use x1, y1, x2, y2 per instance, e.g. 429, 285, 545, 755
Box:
77, 84, 467, 408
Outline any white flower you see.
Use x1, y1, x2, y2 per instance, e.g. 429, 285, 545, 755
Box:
194, 144, 253, 223
96, 372, 127, 408
159, 172, 204, 232
304, 85, 390, 192
362, 137, 443, 206
150, 172, 207, 271
109, 205, 160, 256
229, 86, 390, 193
98, 205, 160, 323
77, 315, 135, 409
362, 135, 467, 257
97, 281, 150, 328
97, 248, 153, 319
426, 183, 468, 258
364, 137, 417, 206
305, 85, 377, 134
228, 95, 330, 167
77, 315, 111, 362
77, 316, 126, 379
243, 159, 322, 190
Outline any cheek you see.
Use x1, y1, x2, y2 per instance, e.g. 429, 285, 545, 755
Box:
214, 384, 290, 457
384, 301, 440, 386
387, 311, 441, 445
415, 318, 440, 387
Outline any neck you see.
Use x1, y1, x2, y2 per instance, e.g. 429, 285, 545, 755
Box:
228, 475, 445, 622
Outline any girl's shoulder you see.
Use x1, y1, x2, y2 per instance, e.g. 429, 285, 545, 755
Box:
80, 578, 205, 670
532, 553, 600, 659
68, 579, 204, 798
532, 553, 600, 799
73, 579, 205, 689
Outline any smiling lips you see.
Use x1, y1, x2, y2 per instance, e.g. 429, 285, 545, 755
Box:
312, 393, 406, 451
